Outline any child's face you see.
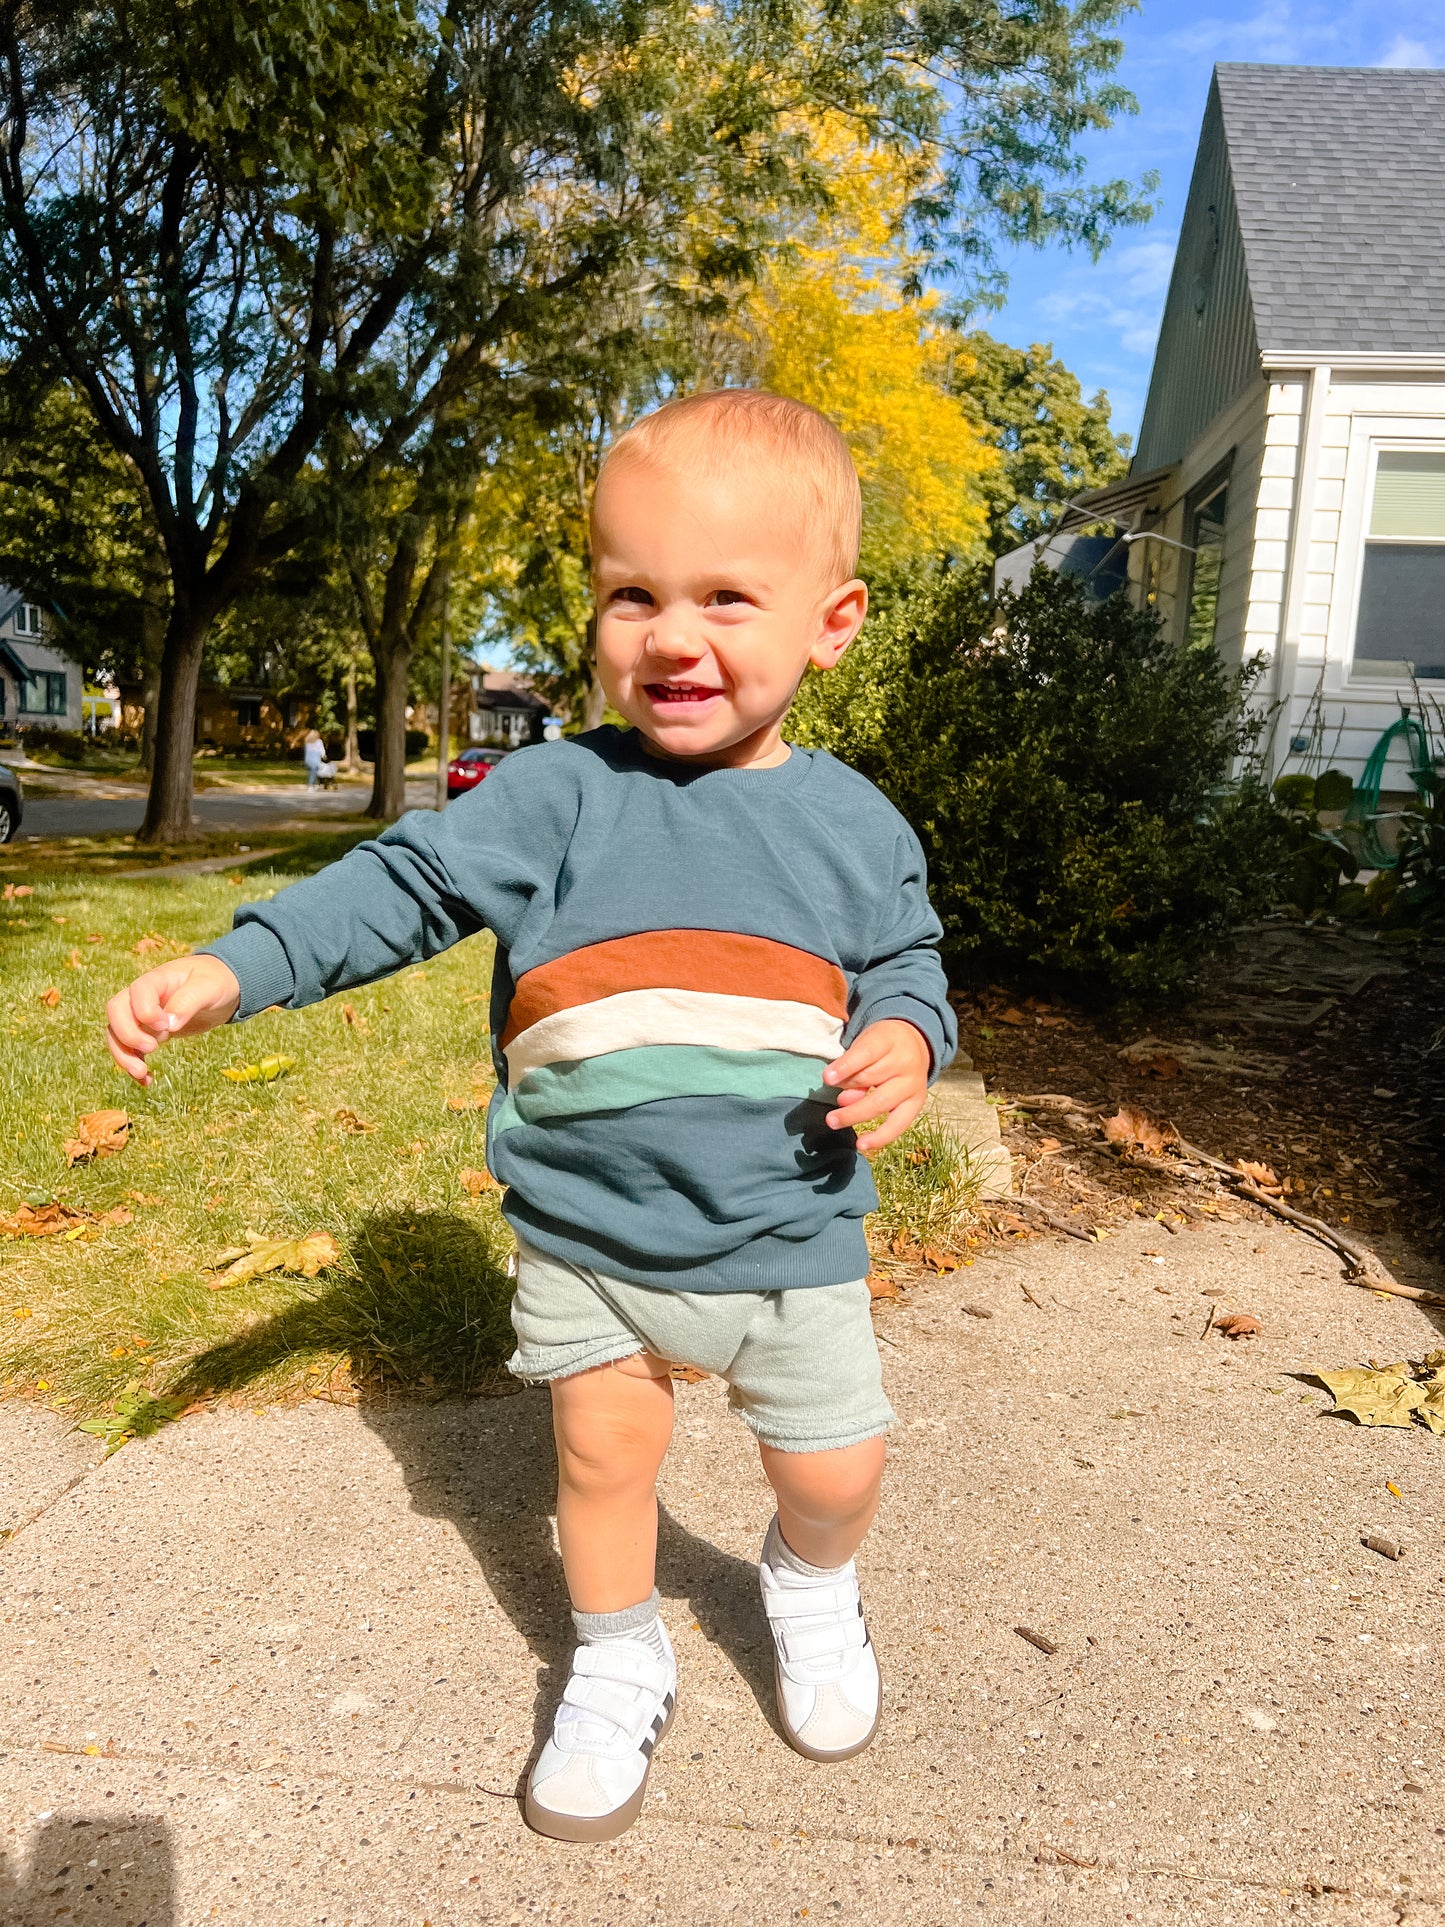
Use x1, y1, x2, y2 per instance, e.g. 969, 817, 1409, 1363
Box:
591, 454, 867, 768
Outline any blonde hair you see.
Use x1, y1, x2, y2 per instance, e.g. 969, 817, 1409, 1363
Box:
597, 389, 862, 582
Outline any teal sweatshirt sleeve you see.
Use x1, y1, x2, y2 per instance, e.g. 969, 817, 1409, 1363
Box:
844, 824, 957, 1079
197, 746, 576, 1018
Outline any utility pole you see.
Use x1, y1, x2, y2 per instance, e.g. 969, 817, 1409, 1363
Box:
435, 583, 451, 811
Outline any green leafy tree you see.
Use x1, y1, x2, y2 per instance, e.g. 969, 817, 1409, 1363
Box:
0, 1, 1151, 833
947, 330, 1131, 552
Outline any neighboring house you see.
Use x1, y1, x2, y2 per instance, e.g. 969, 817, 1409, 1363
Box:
0, 591, 83, 734
116, 682, 317, 750
466, 668, 549, 749
1049, 63, 1445, 783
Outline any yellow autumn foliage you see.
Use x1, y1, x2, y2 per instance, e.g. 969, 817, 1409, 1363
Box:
738, 131, 999, 574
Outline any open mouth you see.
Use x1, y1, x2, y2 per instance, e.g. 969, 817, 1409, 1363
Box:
643, 683, 721, 705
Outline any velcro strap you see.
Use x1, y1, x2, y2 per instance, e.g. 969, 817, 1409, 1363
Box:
572, 1643, 672, 1699
762, 1582, 859, 1621
777, 1616, 868, 1665
561, 1674, 653, 1746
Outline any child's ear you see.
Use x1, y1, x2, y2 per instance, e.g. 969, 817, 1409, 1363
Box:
809, 578, 868, 672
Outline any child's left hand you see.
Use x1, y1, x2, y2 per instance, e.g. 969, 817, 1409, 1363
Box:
821, 1019, 932, 1152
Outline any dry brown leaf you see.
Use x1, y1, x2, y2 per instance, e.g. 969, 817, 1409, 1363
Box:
459, 1166, 500, 1199
1236, 1160, 1282, 1193
38, 987, 61, 1009
921, 1246, 961, 1273
66, 948, 84, 970
1215, 1312, 1262, 1339
1100, 1105, 1174, 1158
0, 1201, 132, 1237
996, 1006, 1029, 1026
669, 1364, 709, 1383
333, 1107, 375, 1135
445, 1094, 485, 1112
866, 1270, 899, 1300
340, 1003, 368, 1032
3, 882, 33, 899
63, 1109, 131, 1166
206, 1229, 340, 1288
132, 934, 167, 955
1036, 1136, 1063, 1154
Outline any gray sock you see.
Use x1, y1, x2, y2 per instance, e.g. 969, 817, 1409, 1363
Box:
572, 1587, 669, 1662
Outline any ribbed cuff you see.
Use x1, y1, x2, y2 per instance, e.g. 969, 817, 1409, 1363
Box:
196, 922, 297, 1020
573, 1588, 662, 1642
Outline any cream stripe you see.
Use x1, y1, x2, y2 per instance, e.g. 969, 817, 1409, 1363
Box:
504, 986, 846, 1082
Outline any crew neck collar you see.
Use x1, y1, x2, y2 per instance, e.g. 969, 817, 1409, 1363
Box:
615, 727, 812, 790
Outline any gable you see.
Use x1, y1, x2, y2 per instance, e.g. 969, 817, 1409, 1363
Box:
1134, 78, 1258, 473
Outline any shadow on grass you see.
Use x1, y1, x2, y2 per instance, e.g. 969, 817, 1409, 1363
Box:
170, 1207, 517, 1401
173, 1206, 781, 1758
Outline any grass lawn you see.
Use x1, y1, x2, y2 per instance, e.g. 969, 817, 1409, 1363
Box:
1, 836, 979, 1437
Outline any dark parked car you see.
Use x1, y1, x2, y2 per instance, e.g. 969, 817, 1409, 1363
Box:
0, 761, 22, 842
446, 746, 508, 799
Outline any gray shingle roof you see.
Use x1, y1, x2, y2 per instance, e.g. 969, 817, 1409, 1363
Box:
1216, 63, 1445, 355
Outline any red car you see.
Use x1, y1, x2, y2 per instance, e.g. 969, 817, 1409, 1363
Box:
446, 747, 508, 798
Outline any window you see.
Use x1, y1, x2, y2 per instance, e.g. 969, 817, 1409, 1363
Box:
234, 698, 263, 728
1354, 450, 1445, 679
20, 671, 66, 714
1184, 484, 1228, 649
12, 602, 42, 636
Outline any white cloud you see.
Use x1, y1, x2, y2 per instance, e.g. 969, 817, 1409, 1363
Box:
1377, 35, 1441, 67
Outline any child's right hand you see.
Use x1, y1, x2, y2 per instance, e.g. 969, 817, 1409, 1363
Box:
105, 954, 243, 1086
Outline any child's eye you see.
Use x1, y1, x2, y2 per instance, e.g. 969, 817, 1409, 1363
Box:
612, 586, 653, 606
708, 590, 749, 607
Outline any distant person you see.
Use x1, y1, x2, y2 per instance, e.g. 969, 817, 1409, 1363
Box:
103, 391, 954, 1844
302, 729, 336, 788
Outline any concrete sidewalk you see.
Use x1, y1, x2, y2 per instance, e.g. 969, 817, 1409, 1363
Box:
2, 1216, 1442, 1925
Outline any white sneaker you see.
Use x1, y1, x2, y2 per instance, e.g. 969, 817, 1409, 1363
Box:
759, 1517, 881, 1761
524, 1631, 676, 1841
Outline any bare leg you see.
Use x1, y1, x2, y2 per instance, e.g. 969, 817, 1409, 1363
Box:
550, 1354, 675, 1613
758, 1436, 886, 1568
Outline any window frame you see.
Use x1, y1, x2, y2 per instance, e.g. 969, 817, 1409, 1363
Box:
1344, 435, 1445, 687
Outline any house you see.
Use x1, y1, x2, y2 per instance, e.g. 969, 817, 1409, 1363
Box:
116, 682, 318, 750
466, 668, 549, 749
1048, 63, 1445, 786
0, 591, 83, 734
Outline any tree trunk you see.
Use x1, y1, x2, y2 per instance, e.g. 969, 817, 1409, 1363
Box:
137, 578, 168, 774
341, 656, 360, 773
434, 586, 451, 812
138, 604, 206, 842
139, 659, 161, 775
366, 631, 411, 820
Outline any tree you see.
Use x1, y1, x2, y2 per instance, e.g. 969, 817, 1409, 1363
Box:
947, 331, 1131, 552
0, 378, 168, 758
0, 1, 1152, 835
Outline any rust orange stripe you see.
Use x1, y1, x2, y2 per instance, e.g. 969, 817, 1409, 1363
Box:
501, 930, 848, 1048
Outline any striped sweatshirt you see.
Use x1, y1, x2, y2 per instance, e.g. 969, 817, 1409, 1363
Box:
201, 726, 956, 1292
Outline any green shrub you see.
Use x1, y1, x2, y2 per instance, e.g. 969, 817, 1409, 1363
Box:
1270, 770, 1359, 914
790, 565, 1281, 997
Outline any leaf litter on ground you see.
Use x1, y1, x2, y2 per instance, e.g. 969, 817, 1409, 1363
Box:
1100, 1105, 1175, 1159
0, 1200, 132, 1237
207, 1229, 340, 1288
220, 1054, 295, 1084
62, 1109, 131, 1166
1313, 1350, 1445, 1431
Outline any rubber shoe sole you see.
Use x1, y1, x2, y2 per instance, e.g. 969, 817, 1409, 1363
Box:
523, 1696, 675, 1842
773, 1649, 881, 1763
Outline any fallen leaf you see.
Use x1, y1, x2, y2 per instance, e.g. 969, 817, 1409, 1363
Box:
85, 933, 103, 943
206, 1230, 340, 1288
1214, 1312, 1262, 1339
3, 882, 33, 899
459, 1166, 500, 1199
341, 1003, 368, 1032
62, 1109, 131, 1166
1415, 1370, 1445, 1437
445, 1094, 485, 1112
866, 1270, 899, 1300
220, 1054, 296, 1084
905, 1146, 931, 1166
75, 1380, 188, 1456
1236, 1160, 1282, 1193
66, 948, 84, 970
0, 1201, 130, 1237
38, 987, 61, 1009
669, 1364, 709, 1383
1315, 1366, 1429, 1428
921, 1246, 960, 1273
132, 934, 167, 955
995, 1006, 1029, 1026
334, 1107, 375, 1134
1386, 1481, 1403, 1498
1100, 1106, 1174, 1158
1036, 1136, 1062, 1154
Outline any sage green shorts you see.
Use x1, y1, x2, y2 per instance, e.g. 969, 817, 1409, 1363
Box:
507, 1240, 895, 1454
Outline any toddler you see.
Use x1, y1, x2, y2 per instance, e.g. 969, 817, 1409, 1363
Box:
105, 390, 956, 1842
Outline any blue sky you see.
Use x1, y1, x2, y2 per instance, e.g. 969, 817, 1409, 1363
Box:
985, 1, 1445, 445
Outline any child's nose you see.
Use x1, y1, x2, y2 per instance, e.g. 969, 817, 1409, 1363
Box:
645, 608, 703, 660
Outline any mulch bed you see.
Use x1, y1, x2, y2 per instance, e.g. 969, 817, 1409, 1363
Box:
956, 922, 1445, 1288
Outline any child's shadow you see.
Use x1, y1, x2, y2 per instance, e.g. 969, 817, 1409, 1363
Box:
175, 1207, 779, 1755
361, 1389, 779, 1754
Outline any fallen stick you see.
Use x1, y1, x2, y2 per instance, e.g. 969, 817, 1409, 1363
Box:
1014, 1198, 1095, 1243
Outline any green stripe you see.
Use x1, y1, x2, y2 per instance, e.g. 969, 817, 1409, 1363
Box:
492, 1045, 832, 1136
